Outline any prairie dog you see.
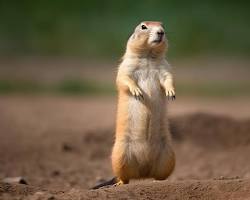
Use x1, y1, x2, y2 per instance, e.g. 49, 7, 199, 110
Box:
111, 21, 175, 185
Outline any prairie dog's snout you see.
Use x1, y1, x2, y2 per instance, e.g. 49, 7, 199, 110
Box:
148, 25, 165, 44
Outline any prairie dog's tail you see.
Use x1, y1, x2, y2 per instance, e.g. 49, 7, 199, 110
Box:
91, 177, 117, 190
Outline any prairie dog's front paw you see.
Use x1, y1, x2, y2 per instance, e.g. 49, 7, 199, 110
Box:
165, 86, 175, 100
129, 85, 144, 100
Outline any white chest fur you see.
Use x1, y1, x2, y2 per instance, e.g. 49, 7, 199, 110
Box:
132, 58, 165, 99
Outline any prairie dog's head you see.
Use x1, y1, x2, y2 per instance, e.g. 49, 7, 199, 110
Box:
126, 21, 167, 57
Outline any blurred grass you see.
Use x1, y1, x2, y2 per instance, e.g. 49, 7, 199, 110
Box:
0, 0, 250, 59
55, 80, 115, 95
0, 79, 250, 97
0, 80, 115, 95
176, 81, 250, 97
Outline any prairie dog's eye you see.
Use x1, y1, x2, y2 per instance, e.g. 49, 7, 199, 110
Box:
141, 24, 147, 30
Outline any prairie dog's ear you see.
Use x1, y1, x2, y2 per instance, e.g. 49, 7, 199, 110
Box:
128, 33, 136, 42
132, 26, 140, 39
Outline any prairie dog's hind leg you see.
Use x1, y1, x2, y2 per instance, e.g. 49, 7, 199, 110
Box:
153, 149, 175, 181
111, 142, 131, 186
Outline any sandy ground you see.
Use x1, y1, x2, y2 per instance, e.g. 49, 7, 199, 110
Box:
0, 96, 250, 199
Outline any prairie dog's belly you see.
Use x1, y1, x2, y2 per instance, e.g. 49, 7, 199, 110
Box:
127, 68, 166, 140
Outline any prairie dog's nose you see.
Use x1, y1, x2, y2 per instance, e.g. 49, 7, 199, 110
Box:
157, 30, 164, 36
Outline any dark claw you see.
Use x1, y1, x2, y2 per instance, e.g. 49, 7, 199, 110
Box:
135, 95, 140, 101
172, 95, 176, 100
134, 94, 144, 101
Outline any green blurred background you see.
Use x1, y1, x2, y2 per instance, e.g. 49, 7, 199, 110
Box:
0, 0, 249, 96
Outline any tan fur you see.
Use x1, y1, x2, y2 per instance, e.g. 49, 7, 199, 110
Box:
111, 21, 175, 184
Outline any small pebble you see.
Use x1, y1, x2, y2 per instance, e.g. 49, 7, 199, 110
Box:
3, 177, 28, 185
62, 143, 73, 152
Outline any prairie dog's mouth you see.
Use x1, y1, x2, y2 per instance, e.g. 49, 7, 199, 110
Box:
152, 38, 162, 43
151, 36, 164, 44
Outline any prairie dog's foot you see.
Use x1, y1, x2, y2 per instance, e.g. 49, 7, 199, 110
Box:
165, 86, 175, 100
129, 85, 144, 100
113, 180, 126, 187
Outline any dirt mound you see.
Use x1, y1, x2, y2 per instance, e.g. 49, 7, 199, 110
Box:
170, 113, 250, 149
